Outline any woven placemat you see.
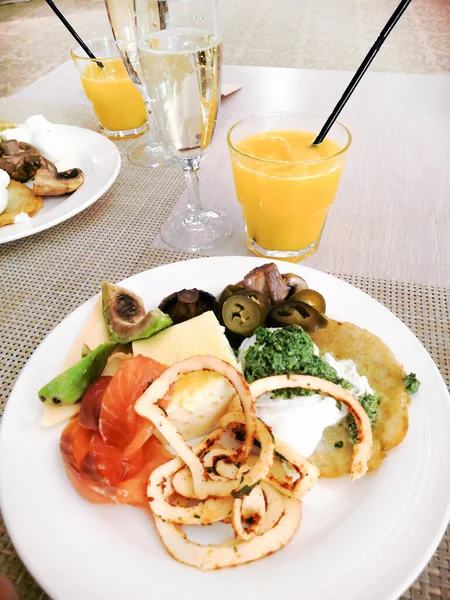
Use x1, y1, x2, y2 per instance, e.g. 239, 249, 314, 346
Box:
0, 100, 449, 600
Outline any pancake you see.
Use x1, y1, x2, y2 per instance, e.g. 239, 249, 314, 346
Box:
310, 319, 410, 477
0, 180, 43, 227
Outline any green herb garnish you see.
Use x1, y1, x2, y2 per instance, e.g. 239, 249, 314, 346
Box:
348, 393, 380, 443
231, 481, 260, 499
243, 326, 350, 398
403, 372, 420, 395
334, 441, 344, 448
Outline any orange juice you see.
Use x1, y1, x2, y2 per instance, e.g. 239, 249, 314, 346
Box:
229, 129, 347, 259
80, 58, 147, 134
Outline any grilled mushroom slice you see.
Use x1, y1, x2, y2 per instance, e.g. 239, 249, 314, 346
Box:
33, 167, 84, 196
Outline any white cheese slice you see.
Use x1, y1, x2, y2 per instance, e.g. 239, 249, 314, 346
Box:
39, 297, 110, 428
133, 311, 239, 440
39, 404, 81, 428
60, 297, 109, 371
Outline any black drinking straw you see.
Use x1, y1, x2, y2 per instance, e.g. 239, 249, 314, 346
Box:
44, 0, 105, 68
313, 0, 411, 145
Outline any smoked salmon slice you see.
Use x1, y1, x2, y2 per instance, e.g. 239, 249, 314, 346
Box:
99, 355, 167, 448
79, 376, 112, 431
60, 355, 172, 506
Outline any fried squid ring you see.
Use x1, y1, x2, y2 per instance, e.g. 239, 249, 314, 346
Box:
269, 440, 320, 499
167, 416, 274, 499
153, 482, 301, 570
220, 412, 319, 499
257, 482, 286, 534
135, 355, 256, 459
148, 457, 233, 525
250, 375, 373, 481
232, 484, 266, 540
135, 357, 261, 499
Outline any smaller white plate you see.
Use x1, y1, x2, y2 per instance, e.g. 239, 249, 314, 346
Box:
0, 125, 121, 244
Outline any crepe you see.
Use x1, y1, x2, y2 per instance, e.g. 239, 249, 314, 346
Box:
309, 319, 410, 477
0, 180, 43, 227
0, 120, 15, 131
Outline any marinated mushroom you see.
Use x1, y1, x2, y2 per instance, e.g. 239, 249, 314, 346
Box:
236, 263, 290, 304
0, 140, 57, 183
0, 139, 21, 155
0, 144, 43, 182
282, 273, 308, 296
158, 288, 217, 324
269, 299, 328, 332
33, 167, 84, 196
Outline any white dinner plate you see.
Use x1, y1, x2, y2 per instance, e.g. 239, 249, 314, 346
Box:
1, 256, 449, 600
0, 125, 121, 244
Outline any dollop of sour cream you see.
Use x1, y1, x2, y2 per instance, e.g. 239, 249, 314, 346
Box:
239, 332, 375, 457
1, 115, 67, 162
0, 168, 10, 215
14, 212, 31, 224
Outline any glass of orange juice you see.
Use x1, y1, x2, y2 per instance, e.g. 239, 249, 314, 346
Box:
71, 37, 148, 141
227, 112, 352, 262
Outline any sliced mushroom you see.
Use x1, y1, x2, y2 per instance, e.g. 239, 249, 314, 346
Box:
236, 263, 290, 304
38, 156, 58, 175
158, 288, 217, 324
33, 167, 84, 196
0, 139, 21, 155
0, 152, 42, 182
282, 273, 308, 296
0, 140, 54, 183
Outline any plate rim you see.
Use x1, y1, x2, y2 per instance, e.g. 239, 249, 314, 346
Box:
1, 256, 449, 600
0, 124, 121, 244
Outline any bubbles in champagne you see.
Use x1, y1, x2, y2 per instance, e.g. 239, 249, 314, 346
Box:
139, 28, 222, 159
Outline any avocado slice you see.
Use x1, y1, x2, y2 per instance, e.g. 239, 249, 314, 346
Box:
38, 341, 117, 406
102, 282, 172, 344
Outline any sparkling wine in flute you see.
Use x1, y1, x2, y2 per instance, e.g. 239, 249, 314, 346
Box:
139, 28, 222, 159
104, 0, 145, 87
103, 0, 175, 168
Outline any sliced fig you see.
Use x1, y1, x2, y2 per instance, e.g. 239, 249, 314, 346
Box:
102, 282, 172, 344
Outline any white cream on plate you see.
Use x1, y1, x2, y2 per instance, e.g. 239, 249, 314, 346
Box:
14, 212, 31, 224
239, 330, 375, 457
0, 168, 10, 214
2, 115, 67, 162
2, 127, 34, 145
257, 395, 345, 457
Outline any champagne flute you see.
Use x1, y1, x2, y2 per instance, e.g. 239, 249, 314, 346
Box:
104, 0, 175, 168
135, 0, 232, 251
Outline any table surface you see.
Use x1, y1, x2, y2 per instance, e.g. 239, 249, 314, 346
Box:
12, 62, 450, 286
1, 63, 449, 600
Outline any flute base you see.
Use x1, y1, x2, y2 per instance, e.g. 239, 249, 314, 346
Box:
128, 140, 176, 168
161, 210, 232, 252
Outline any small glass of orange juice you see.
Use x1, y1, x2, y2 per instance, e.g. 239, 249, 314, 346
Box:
227, 112, 352, 262
71, 37, 148, 141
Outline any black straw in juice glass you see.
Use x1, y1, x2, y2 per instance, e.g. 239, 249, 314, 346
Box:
313, 0, 411, 145
44, 0, 104, 68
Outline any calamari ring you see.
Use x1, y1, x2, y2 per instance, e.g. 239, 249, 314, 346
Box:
153, 482, 301, 570
231, 484, 266, 541
168, 416, 274, 499
135, 356, 256, 460
258, 481, 286, 534
269, 439, 320, 500
148, 456, 233, 525
250, 375, 373, 481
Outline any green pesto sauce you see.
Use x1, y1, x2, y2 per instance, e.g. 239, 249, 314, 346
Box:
243, 326, 351, 398
347, 392, 380, 443
403, 372, 420, 395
